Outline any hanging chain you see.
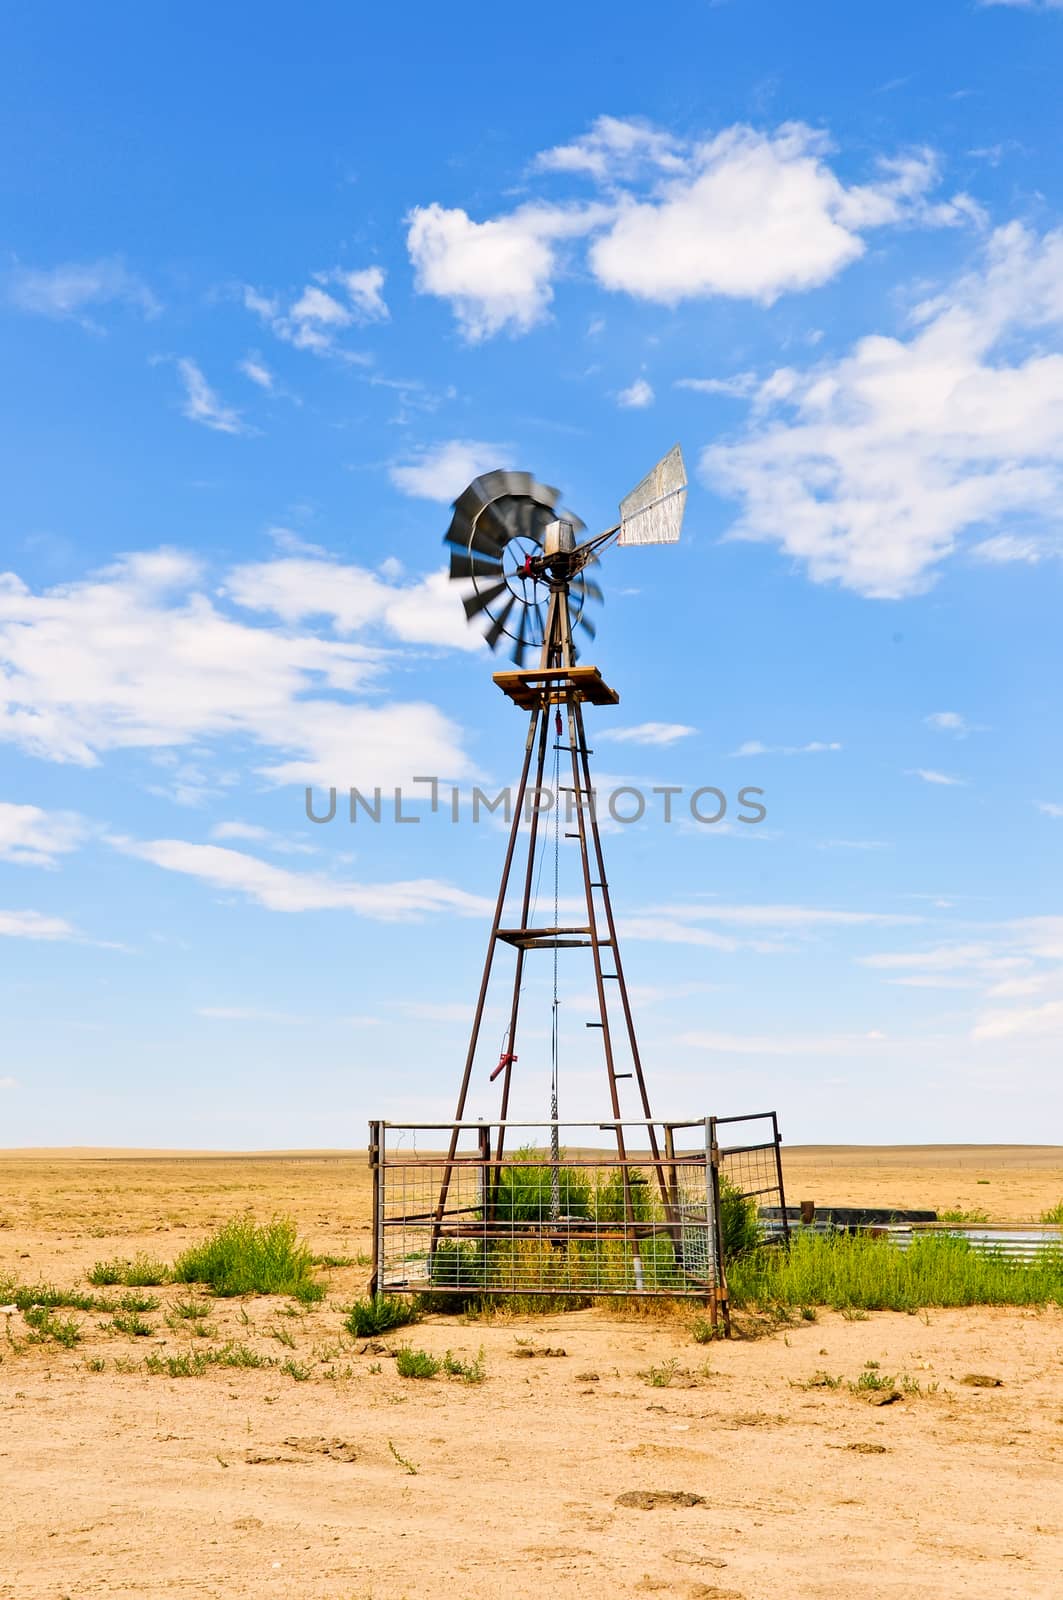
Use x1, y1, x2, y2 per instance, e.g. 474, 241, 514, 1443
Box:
549, 708, 562, 1220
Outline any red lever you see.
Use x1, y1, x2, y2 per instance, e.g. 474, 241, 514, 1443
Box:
490, 1051, 517, 1083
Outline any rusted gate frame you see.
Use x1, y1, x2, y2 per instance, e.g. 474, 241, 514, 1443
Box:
374, 1117, 726, 1320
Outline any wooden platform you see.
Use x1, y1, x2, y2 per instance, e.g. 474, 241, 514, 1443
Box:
492, 665, 619, 709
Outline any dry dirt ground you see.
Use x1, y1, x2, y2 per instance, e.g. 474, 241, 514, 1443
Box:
1, 1147, 1062, 1600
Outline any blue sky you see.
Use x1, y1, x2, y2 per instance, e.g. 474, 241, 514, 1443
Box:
1, 1, 1061, 1147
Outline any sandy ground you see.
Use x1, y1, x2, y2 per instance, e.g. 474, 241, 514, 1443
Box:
1, 1147, 1062, 1600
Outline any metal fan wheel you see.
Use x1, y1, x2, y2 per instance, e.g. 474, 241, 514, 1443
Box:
444, 470, 597, 666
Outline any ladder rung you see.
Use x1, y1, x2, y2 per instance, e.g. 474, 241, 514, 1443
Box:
564, 831, 581, 839
585, 1022, 604, 1029
613, 1073, 633, 1080
555, 746, 593, 754
603, 973, 619, 980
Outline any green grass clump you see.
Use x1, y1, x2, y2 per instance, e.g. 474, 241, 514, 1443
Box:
172, 1297, 211, 1320
116, 1291, 160, 1313
142, 1342, 275, 1376
145, 1350, 210, 1377
171, 1216, 321, 1298
345, 1295, 420, 1337
728, 1230, 1063, 1312
23, 1306, 82, 1347
442, 1346, 486, 1383
718, 1174, 761, 1261
395, 1346, 441, 1379
940, 1208, 990, 1224
491, 1147, 592, 1222
1, 1279, 102, 1312
88, 1256, 168, 1288
110, 1311, 154, 1338
211, 1340, 274, 1369
1040, 1200, 1063, 1225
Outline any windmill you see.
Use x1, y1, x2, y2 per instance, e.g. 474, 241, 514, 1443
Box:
433, 447, 689, 1284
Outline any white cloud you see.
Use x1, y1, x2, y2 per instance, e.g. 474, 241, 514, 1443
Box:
971, 533, 1048, 564
588, 125, 973, 308
617, 378, 654, 409
972, 998, 1063, 1041
388, 439, 512, 502
113, 836, 492, 921
223, 554, 481, 652
1038, 801, 1063, 818
646, 901, 917, 929
0, 1076, 16, 1089
7, 257, 159, 325
729, 739, 841, 757
978, 1, 1063, 9
0, 908, 78, 941
620, 916, 739, 951
924, 710, 979, 735
863, 942, 1018, 972
535, 115, 686, 181
0, 804, 87, 867
0, 549, 476, 785
334, 267, 389, 322
910, 768, 965, 786
704, 224, 1063, 598
243, 267, 387, 355
675, 373, 759, 398
176, 359, 250, 435
405, 202, 603, 341
239, 355, 275, 392
409, 119, 971, 340
597, 722, 696, 746
208, 821, 317, 856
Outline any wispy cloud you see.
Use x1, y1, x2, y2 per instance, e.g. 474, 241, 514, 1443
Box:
176, 358, 251, 435
0, 908, 79, 941
677, 1027, 888, 1056
0, 548, 477, 783
197, 1005, 379, 1025
597, 722, 696, 746
7, 257, 159, 327
238, 354, 275, 392
924, 710, 984, 736
675, 373, 759, 398
909, 768, 965, 786
729, 739, 841, 757
1036, 801, 1063, 818
244, 267, 388, 356
112, 836, 493, 921
0, 804, 87, 867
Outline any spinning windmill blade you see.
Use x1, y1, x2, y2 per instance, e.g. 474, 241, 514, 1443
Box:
444, 469, 596, 665
444, 447, 687, 665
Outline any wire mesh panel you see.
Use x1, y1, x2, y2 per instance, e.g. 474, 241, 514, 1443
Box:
712, 1112, 789, 1249
370, 1119, 723, 1302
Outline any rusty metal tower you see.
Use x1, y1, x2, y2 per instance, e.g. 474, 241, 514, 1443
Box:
433, 451, 688, 1273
